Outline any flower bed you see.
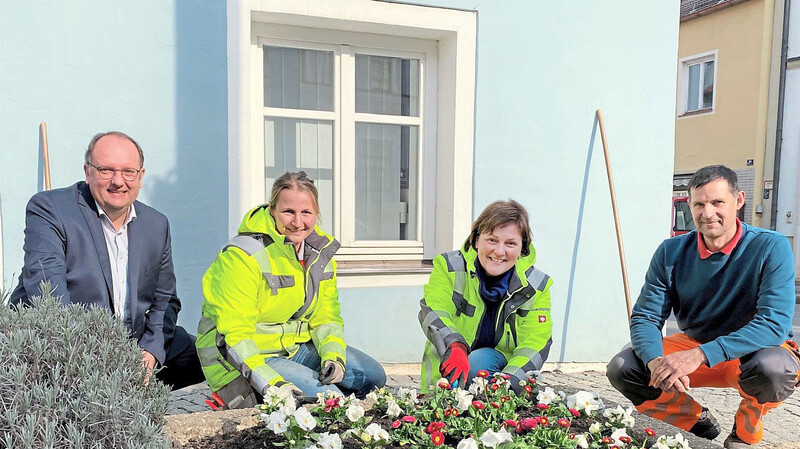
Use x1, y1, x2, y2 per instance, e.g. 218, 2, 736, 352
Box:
185, 372, 694, 449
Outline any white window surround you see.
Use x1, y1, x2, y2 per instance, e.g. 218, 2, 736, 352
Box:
227, 0, 477, 268
677, 49, 718, 117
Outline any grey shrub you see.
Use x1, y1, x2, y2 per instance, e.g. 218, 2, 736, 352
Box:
0, 281, 170, 449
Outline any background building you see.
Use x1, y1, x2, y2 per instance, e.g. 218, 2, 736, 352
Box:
0, 0, 680, 364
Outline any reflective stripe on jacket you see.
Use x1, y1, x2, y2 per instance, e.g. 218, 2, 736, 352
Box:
196, 204, 345, 394
418, 242, 553, 392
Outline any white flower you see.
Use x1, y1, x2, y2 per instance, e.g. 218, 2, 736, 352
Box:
457, 437, 479, 449
266, 410, 289, 434
454, 389, 474, 412
536, 386, 559, 405
653, 437, 671, 449
479, 427, 513, 448
294, 407, 317, 431
365, 391, 379, 403
364, 423, 390, 441
665, 433, 691, 449
397, 387, 419, 403
566, 390, 604, 414
317, 432, 343, 449
346, 403, 365, 422
468, 377, 487, 395
589, 422, 602, 434
386, 399, 402, 417
574, 433, 589, 449
610, 427, 630, 446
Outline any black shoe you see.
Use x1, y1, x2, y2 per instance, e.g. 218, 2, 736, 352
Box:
723, 425, 751, 448
689, 408, 721, 440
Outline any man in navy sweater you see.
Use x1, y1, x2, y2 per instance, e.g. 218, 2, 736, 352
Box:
607, 165, 800, 448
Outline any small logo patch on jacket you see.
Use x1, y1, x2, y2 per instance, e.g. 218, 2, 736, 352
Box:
538, 315, 547, 323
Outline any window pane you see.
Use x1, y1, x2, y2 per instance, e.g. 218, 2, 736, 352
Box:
702, 60, 714, 109
264, 118, 334, 226
687, 63, 700, 112
355, 54, 419, 117
264, 46, 334, 111
355, 123, 419, 240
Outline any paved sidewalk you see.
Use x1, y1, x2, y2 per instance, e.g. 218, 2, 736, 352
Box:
168, 366, 800, 448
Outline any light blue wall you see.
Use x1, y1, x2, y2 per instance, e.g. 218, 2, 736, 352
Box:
0, 0, 228, 329
345, 0, 680, 363
1, 0, 678, 364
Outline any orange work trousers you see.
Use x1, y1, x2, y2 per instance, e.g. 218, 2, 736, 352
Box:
635, 333, 799, 444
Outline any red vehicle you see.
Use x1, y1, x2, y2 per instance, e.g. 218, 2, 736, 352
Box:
671, 196, 695, 237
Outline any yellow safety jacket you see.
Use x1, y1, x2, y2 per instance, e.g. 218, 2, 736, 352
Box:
418, 242, 553, 392
196, 204, 346, 396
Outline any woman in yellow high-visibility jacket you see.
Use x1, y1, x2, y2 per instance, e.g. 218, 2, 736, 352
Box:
419, 199, 553, 393
197, 171, 385, 409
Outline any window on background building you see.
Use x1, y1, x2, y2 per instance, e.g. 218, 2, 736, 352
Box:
679, 50, 717, 116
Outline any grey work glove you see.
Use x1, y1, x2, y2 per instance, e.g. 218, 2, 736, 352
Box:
319, 360, 345, 384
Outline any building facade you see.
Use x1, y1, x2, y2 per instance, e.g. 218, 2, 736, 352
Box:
0, 0, 679, 363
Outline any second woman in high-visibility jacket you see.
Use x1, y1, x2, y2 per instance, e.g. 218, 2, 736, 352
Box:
197, 171, 385, 409
419, 199, 553, 393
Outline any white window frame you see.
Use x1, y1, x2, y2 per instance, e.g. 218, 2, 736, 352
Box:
678, 49, 718, 117
227, 0, 477, 265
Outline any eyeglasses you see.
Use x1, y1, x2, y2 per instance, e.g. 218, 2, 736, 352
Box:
88, 163, 142, 182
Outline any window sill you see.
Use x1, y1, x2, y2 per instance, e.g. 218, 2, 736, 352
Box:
678, 108, 713, 118
337, 259, 433, 276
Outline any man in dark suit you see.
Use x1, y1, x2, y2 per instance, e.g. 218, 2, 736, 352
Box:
10, 131, 203, 390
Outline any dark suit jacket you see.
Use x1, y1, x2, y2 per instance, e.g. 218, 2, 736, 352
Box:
10, 182, 181, 364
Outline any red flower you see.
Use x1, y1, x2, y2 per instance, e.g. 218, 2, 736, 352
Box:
477, 370, 489, 378
450, 409, 459, 417
536, 403, 549, 410
472, 400, 485, 410
504, 419, 517, 428
524, 385, 533, 393
426, 422, 446, 433
392, 420, 402, 429
528, 379, 536, 385
645, 428, 656, 437
602, 437, 613, 444
437, 380, 451, 389
569, 408, 580, 417
520, 418, 538, 430
515, 424, 523, 434
500, 374, 510, 380
490, 402, 500, 409
610, 446, 620, 449
569, 433, 576, 440
491, 384, 499, 391
401, 415, 417, 423
490, 378, 498, 384
557, 418, 570, 428
430, 431, 445, 446
500, 396, 510, 403
620, 436, 631, 443
324, 397, 340, 412
538, 416, 549, 426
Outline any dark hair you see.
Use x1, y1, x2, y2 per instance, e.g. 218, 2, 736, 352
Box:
464, 199, 532, 256
85, 131, 144, 167
268, 171, 320, 219
687, 165, 739, 196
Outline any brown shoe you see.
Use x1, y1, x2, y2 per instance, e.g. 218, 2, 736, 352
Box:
724, 426, 751, 448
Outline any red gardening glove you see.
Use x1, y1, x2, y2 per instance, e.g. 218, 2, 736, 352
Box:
440, 342, 469, 388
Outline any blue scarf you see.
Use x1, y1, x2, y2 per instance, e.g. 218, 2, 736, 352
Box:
472, 260, 514, 349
